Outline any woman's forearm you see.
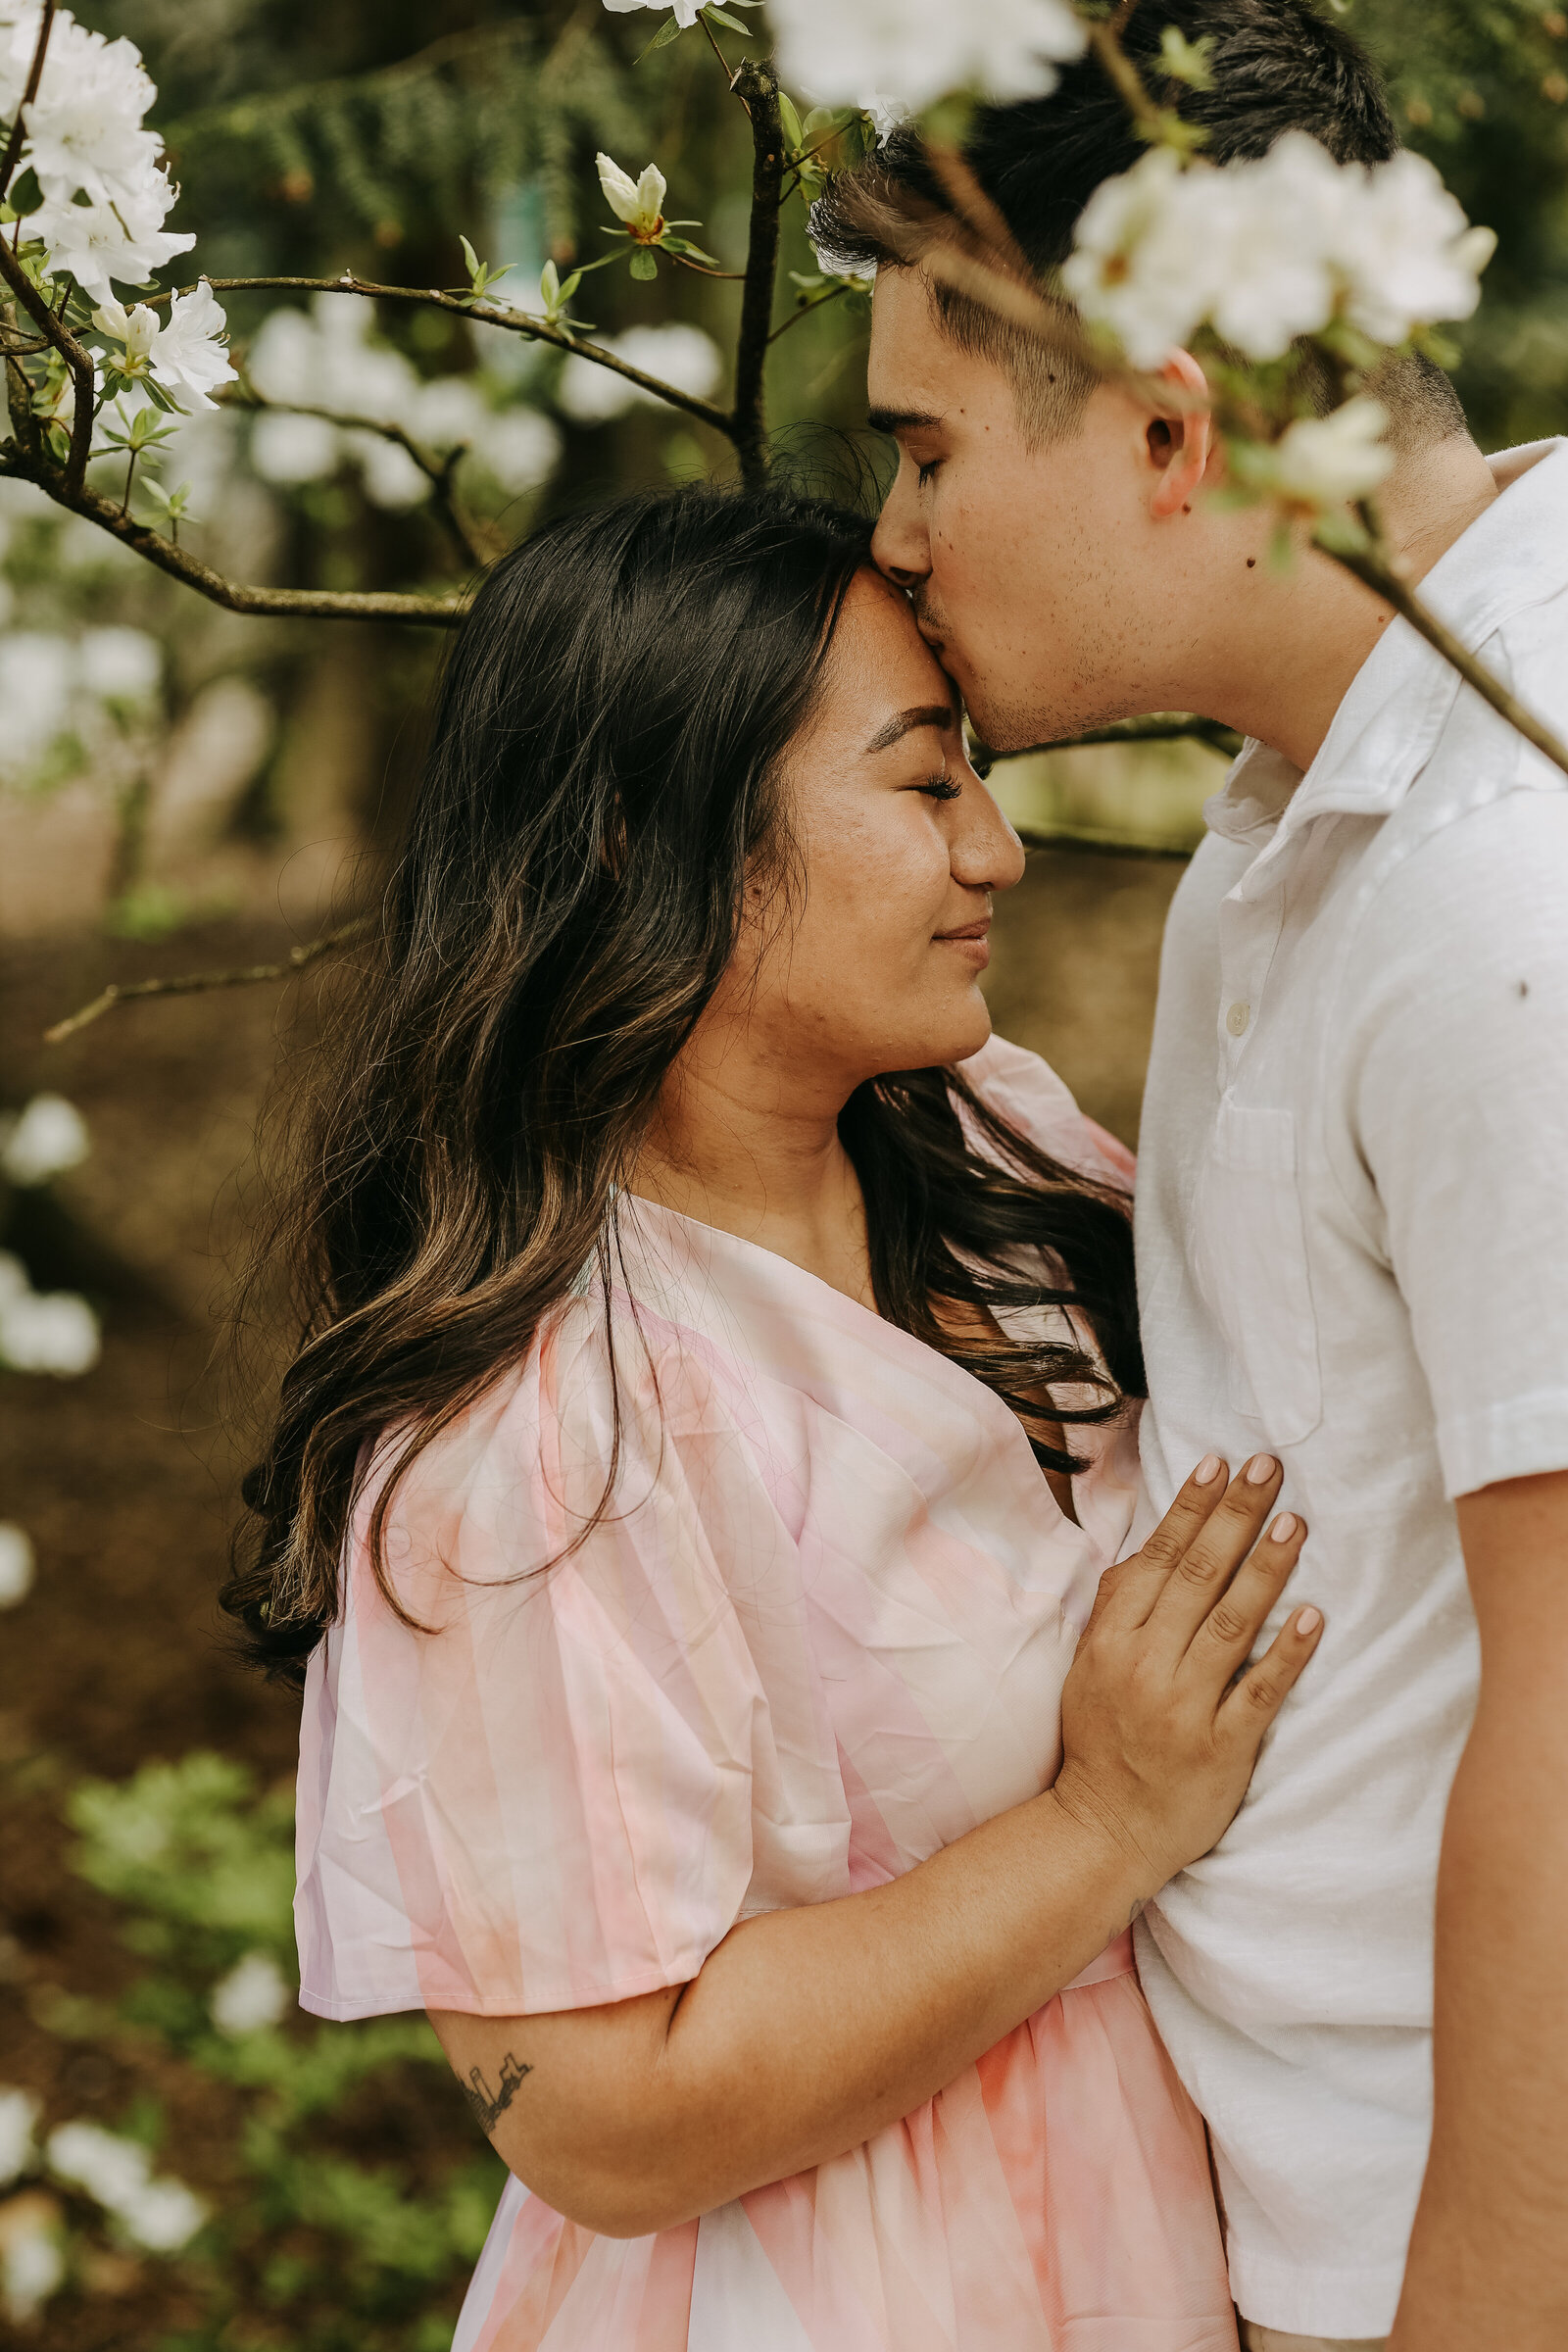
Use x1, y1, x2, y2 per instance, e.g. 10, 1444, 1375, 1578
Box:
431, 1782, 1146, 2235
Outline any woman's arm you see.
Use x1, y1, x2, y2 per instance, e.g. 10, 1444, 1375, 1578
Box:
430, 1455, 1317, 2236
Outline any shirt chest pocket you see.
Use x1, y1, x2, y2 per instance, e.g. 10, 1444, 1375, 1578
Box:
1190, 1099, 1323, 1447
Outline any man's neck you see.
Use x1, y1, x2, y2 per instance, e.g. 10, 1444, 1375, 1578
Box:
1198, 434, 1501, 775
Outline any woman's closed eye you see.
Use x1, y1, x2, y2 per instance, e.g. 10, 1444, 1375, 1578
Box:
916, 458, 942, 488
912, 769, 961, 803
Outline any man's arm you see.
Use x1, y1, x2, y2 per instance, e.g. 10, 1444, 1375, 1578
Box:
1391, 1468, 1568, 2350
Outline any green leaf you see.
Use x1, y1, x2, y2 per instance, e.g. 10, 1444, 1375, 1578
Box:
702, 4, 753, 32
778, 90, 805, 153
629, 248, 659, 281
1157, 26, 1216, 90
540, 259, 561, 308
637, 12, 685, 59
460, 234, 480, 280
559, 269, 583, 303
660, 235, 718, 265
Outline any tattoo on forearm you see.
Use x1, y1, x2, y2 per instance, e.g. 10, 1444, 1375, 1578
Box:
461, 2049, 533, 2134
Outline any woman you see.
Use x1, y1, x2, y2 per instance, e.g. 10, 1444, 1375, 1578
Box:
227, 485, 1320, 2351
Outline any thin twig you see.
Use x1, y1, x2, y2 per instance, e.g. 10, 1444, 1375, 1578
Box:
175, 274, 735, 438
0, 198, 96, 496
1081, 17, 1169, 140
731, 59, 784, 484
767, 280, 854, 346
43, 918, 376, 1045
1329, 518, 1568, 783
219, 383, 497, 567
0, 0, 55, 201
0, 436, 463, 622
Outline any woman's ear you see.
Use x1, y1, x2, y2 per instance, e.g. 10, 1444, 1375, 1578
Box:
1145, 348, 1215, 521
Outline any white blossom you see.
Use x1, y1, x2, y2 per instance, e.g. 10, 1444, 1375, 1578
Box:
1337, 149, 1496, 346
0, 2088, 40, 2185
600, 0, 704, 29
0, 633, 72, 763
1240, 397, 1395, 511
470, 407, 563, 495
45, 2120, 151, 2211
31, 185, 194, 305
1, 2200, 65, 2328
556, 321, 722, 423
0, 1253, 27, 1309
94, 283, 235, 411
596, 152, 666, 240
1064, 132, 1494, 369
13, 13, 160, 207
0, 1525, 35, 1608
769, 0, 1086, 115
78, 625, 161, 704
0, 1289, 100, 1376
117, 2176, 208, 2252
44, 2121, 206, 2252
210, 1950, 290, 2037
0, 1093, 89, 1186
344, 429, 429, 511
249, 409, 340, 485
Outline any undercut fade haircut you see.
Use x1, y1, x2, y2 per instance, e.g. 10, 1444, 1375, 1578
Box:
811, 0, 1470, 452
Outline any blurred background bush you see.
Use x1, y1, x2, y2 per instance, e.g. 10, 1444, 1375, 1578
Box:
1, 1, 1564, 2342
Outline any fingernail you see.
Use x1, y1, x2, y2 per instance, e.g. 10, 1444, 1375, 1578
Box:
1246, 1454, 1280, 1485
1269, 1512, 1298, 1543
1195, 1453, 1224, 1486
1296, 1605, 1322, 1637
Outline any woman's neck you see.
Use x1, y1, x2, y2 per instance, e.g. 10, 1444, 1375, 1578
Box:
627, 1023, 876, 1309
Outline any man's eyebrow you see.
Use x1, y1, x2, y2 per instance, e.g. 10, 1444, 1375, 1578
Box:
865, 406, 943, 436
863, 702, 957, 756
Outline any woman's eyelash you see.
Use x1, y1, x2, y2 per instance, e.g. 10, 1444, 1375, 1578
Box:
920, 772, 960, 802
916, 459, 941, 487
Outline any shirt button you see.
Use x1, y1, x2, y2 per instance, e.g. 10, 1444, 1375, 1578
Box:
1226, 1001, 1250, 1037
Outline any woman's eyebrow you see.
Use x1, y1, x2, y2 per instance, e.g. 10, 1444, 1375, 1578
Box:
863, 702, 958, 756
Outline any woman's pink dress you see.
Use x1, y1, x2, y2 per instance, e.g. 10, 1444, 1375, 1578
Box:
294, 1036, 1238, 2351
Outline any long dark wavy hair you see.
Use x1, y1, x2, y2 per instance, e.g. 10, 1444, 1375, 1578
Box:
223, 483, 1144, 1685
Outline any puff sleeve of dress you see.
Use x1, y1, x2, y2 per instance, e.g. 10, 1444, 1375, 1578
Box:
294, 1296, 779, 2022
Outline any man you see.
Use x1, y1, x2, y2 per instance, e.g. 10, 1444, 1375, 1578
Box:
812, 6, 1568, 2350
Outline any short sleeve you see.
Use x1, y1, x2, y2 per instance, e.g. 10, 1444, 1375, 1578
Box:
294, 1303, 769, 2020
1346, 789, 1568, 1498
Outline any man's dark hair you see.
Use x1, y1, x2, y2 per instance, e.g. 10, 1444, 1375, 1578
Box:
812, 0, 1468, 448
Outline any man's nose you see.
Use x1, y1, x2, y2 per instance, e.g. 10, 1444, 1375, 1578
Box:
870, 469, 930, 589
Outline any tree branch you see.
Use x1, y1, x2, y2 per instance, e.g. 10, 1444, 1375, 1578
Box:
43, 918, 376, 1046
767, 280, 854, 346
0, 435, 463, 622
1080, 17, 1169, 141
182, 275, 735, 437
730, 59, 784, 485
1329, 517, 1568, 784
0, 0, 55, 202
218, 383, 498, 568
0, 212, 96, 497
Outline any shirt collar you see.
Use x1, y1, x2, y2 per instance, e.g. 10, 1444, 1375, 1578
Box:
1204, 436, 1568, 849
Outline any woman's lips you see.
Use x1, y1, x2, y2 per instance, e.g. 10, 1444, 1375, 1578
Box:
935, 921, 991, 968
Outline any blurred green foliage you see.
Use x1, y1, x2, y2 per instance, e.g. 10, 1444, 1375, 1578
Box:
65, 1753, 503, 2351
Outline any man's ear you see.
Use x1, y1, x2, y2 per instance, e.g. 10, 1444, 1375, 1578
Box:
1146, 349, 1214, 521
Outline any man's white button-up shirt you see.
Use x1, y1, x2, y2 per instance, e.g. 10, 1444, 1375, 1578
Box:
1132, 439, 1568, 2339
